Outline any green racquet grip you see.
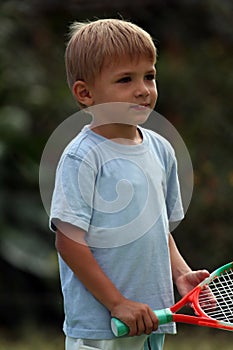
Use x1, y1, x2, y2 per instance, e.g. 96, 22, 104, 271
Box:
111, 317, 130, 337
154, 308, 173, 324
111, 308, 173, 337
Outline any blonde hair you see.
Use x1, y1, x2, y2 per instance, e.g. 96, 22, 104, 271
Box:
65, 18, 157, 89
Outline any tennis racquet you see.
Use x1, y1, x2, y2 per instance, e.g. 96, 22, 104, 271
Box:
111, 262, 233, 336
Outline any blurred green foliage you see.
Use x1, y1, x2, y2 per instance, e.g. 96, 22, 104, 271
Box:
0, 0, 232, 333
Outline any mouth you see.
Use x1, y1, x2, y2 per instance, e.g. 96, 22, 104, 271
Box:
129, 103, 150, 111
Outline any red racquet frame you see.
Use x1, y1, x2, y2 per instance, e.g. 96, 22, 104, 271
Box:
170, 284, 233, 331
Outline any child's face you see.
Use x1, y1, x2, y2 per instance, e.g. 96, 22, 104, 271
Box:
89, 56, 157, 109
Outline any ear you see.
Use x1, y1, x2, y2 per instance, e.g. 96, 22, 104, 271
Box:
72, 80, 94, 107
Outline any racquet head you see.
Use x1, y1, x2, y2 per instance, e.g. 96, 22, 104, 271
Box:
171, 262, 233, 331
194, 262, 233, 328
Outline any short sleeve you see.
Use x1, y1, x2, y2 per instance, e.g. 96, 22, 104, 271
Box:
50, 153, 96, 232
166, 155, 184, 223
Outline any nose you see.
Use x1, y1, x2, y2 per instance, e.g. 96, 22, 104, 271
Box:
134, 80, 150, 98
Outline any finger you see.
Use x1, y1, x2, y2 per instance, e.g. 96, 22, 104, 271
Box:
140, 309, 158, 335
196, 270, 210, 282
144, 318, 154, 335
140, 314, 153, 335
136, 316, 146, 336
127, 320, 137, 337
148, 309, 159, 332
200, 286, 217, 309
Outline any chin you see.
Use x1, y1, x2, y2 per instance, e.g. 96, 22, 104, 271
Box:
128, 107, 152, 125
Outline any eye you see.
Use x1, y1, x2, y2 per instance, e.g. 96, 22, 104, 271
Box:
145, 73, 156, 81
116, 76, 132, 83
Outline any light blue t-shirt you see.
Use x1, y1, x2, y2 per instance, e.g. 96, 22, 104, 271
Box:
50, 125, 184, 339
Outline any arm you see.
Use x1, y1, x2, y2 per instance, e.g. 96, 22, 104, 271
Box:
55, 221, 158, 336
169, 233, 209, 297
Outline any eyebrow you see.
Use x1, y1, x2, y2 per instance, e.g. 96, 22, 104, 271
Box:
114, 68, 156, 78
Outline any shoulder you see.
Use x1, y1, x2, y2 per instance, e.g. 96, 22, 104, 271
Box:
59, 126, 103, 167
51, 127, 103, 178
63, 127, 93, 156
141, 127, 176, 160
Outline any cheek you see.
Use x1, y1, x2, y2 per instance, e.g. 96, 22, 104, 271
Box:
150, 87, 158, 108
152, 84, 158, 100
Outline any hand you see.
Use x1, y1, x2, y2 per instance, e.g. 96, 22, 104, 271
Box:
176, 270, 210, 298
110, 298, 158, 336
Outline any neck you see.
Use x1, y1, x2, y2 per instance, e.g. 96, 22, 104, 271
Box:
90, 123, 143, 145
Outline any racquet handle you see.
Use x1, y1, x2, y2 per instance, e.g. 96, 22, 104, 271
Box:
111, 308, 173, 337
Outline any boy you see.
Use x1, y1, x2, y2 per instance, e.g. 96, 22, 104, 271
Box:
50, 19, 209, 350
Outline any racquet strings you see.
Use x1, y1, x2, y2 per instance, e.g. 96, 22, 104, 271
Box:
198, 267, 233, 323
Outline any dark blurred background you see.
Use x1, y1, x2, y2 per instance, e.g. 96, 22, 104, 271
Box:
0, 0, 232, 344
